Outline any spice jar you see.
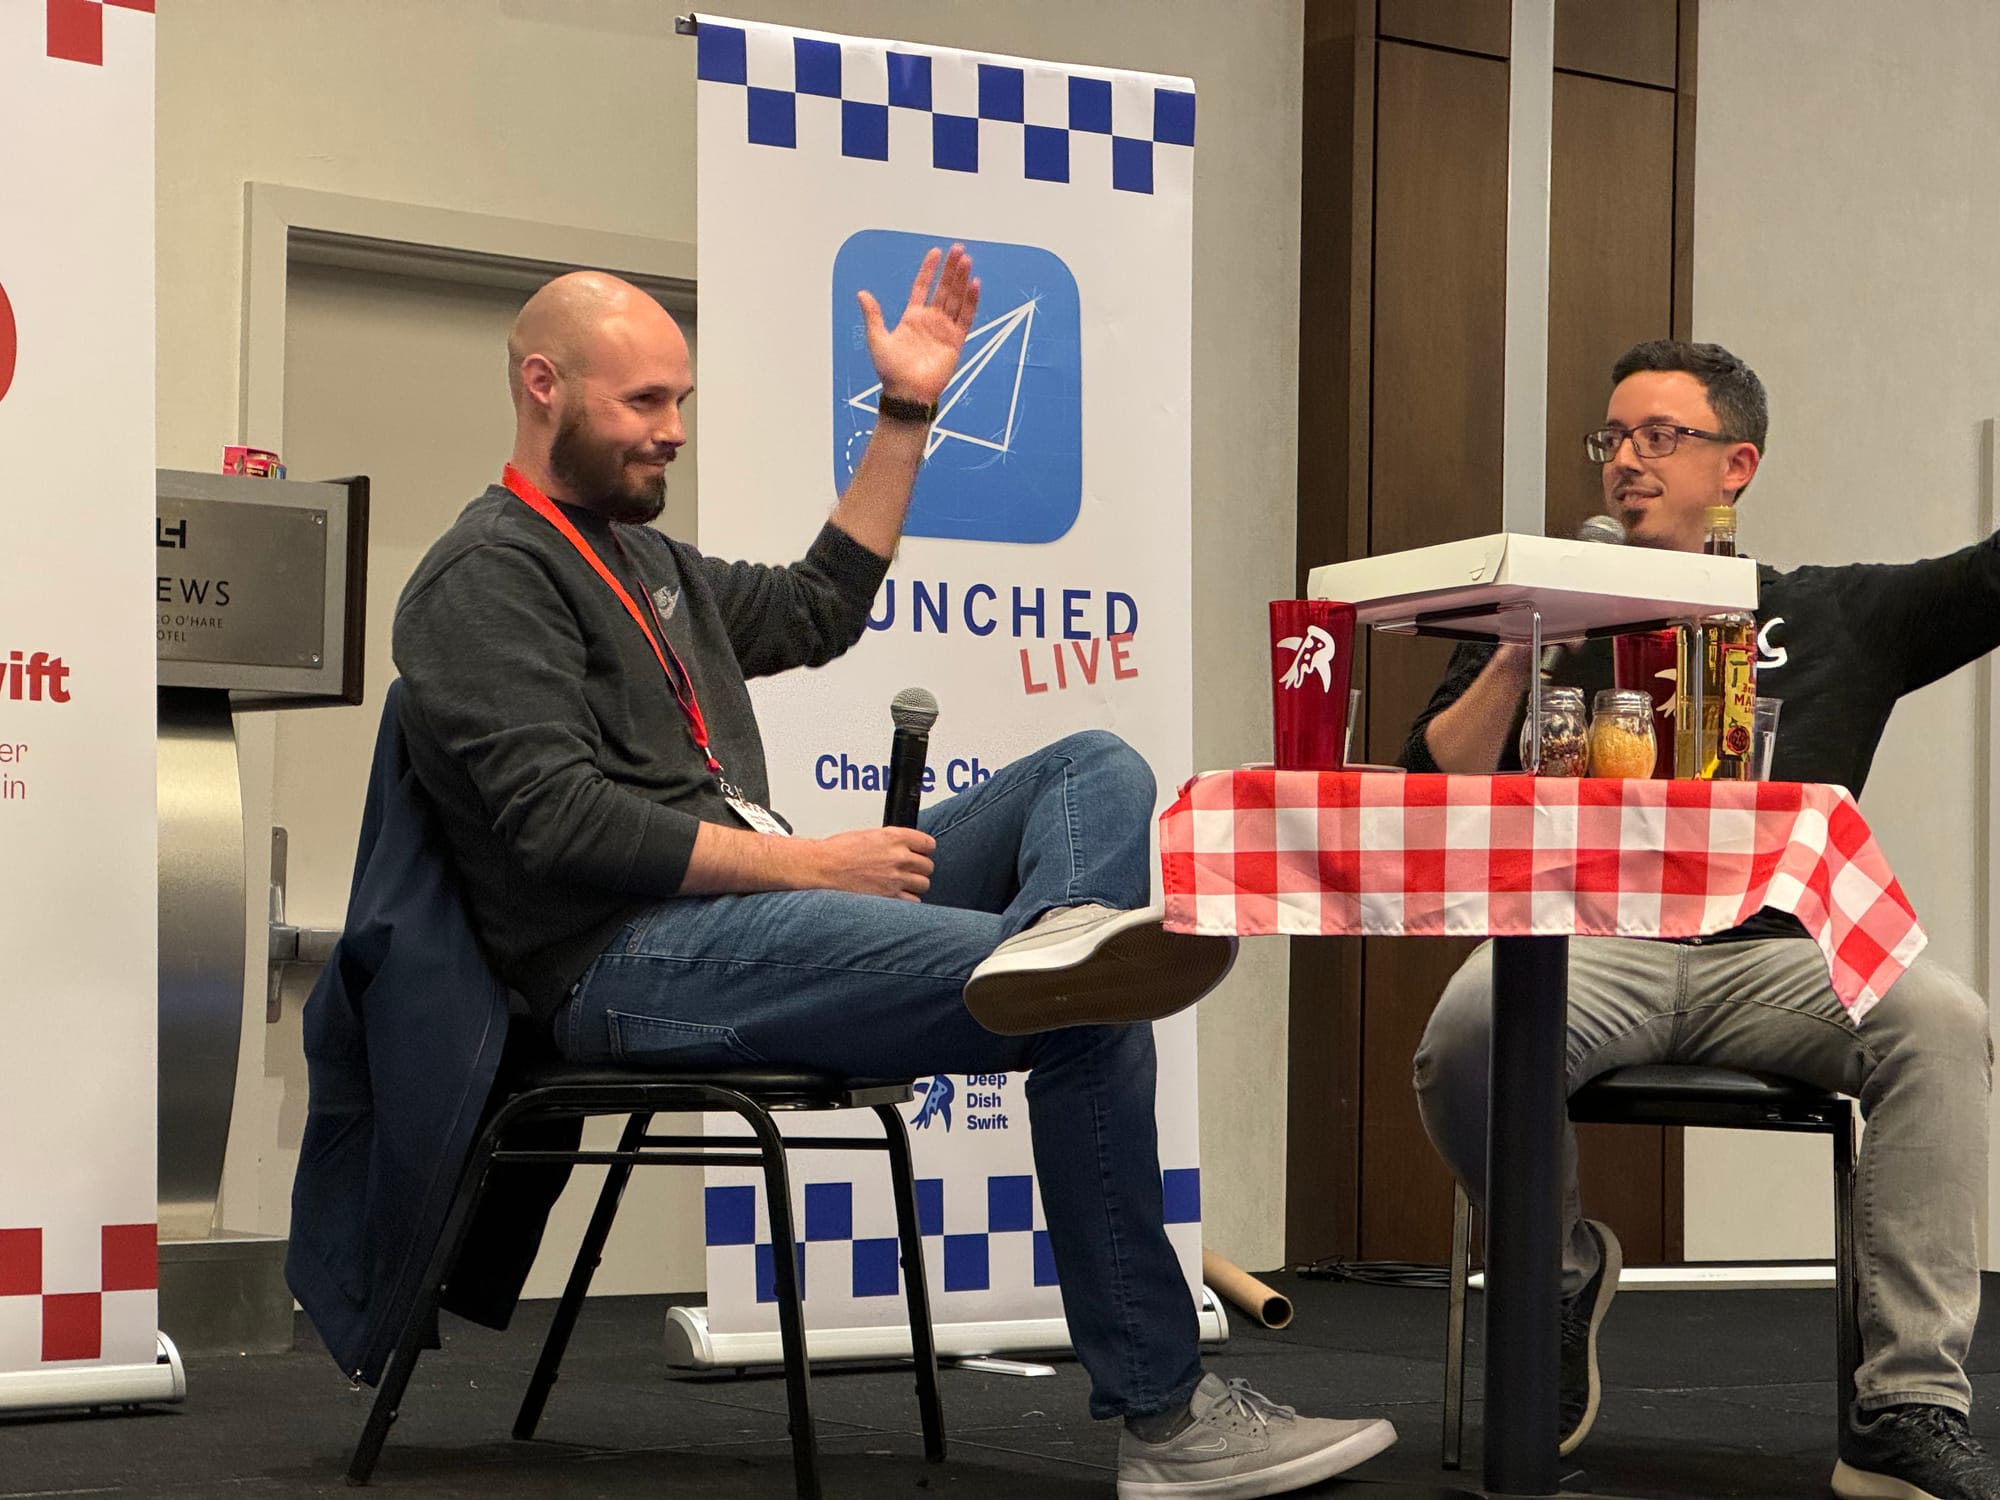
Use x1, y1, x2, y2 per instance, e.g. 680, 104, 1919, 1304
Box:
1520, 686, 1588, 776
1589, 689, 1659, 779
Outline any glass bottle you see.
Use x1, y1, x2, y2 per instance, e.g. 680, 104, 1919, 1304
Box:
1674, 505, 1757, 780
1519, 686, 1588, 776
1588, 689, 1658, 778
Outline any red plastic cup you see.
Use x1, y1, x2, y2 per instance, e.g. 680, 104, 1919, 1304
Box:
223, 445, 285, 478
1270, 600, 1358, 770
1613, 628, 1680, 779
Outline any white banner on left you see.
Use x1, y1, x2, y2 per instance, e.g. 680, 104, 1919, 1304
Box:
0, 0, 166, 1405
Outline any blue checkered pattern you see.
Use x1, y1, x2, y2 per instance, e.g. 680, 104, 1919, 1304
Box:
706, 1169, 1201, 1302
698, 22, 1194, 194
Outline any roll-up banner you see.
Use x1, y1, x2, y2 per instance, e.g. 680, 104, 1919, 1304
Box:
677, 14, 1215, 1364
0, 0, 172, 1411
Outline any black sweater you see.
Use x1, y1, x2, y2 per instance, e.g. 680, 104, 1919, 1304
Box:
1397, 530, 2000, 938
392, 485, 890, 1017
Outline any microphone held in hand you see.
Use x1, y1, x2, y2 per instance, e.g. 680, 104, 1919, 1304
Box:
1541, 515, 1629, 675
883, 687, 940, 828
1576, 513, 1628, 547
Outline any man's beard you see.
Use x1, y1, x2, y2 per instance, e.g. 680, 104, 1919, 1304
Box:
548, 408, 667, 525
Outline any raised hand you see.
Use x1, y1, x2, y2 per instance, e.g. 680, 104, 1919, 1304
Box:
856, 245, 980, 408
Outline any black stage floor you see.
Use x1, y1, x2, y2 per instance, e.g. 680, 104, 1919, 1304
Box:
6, 1271, 1999, 1499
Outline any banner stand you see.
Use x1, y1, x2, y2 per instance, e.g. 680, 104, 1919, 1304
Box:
665, 1292, 1227, 1371
1, 1, 166, 1412
680, 13, 1208, 1373
0, 1335, 185, 1415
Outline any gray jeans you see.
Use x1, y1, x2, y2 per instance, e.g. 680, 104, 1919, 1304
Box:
1413, 935, 1992, 1413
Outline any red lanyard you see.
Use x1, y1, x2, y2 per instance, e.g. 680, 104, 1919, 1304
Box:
501, 464, 723, 776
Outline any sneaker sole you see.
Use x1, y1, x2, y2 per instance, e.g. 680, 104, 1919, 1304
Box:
1558, 1219, 1623, 1459
963, 918, 1237, 1036
1116, 1417, 1398, 1500
1830, 1459, 1948, 1500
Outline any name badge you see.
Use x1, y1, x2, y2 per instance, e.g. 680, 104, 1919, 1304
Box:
723, 792, 791, 838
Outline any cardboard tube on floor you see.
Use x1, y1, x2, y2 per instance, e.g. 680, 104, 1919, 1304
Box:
1202, 1250, 1294, 1330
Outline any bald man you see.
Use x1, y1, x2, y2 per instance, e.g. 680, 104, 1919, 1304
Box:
390, 257, 1397, 1495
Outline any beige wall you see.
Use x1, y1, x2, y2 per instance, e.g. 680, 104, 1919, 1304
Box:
159, 1, 1305, 1273
1689, 0, 2000, 1261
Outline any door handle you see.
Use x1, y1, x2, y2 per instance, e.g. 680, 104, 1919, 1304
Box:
267, 825, 341, 1021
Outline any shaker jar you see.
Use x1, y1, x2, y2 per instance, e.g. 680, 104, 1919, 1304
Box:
1520, 686, 1588, 776
1588, 688, 1659, 778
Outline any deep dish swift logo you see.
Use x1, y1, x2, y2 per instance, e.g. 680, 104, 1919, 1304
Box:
1275, 626, 1339, 692
908, 1075, 954, 1131
2, 652, 72, 703
833, 230, 1082, 544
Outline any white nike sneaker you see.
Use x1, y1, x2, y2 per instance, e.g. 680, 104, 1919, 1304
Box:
961, 903, 1237, 1036
1118, 1374, 1398, 1499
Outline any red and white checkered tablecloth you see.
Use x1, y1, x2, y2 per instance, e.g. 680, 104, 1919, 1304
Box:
1160, 771, 1926, 1019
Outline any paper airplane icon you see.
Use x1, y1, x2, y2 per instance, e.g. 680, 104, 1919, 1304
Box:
848, 299, 1038, 461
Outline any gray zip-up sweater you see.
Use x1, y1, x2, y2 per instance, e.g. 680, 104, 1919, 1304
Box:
392, 484, 889, 1018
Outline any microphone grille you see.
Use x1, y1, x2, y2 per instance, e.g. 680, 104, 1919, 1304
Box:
890, 686, 940, 731
1577, 514, 1627, 546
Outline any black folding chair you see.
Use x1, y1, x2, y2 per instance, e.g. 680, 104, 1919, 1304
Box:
1442, 1064, 1859, 1469
347, 1055, 945, 1500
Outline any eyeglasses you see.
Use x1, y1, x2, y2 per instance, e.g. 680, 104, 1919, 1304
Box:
1583, 423, 1733, 463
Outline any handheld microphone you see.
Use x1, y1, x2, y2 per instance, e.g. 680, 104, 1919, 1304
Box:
1541, 515, 1628, 674
882, 687, 940, 829
1576, 513, 1628, 547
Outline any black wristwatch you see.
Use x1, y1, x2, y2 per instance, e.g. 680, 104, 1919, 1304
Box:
877, 393, 938, 425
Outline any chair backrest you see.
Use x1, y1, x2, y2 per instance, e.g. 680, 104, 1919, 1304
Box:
287, 681, 518, 1383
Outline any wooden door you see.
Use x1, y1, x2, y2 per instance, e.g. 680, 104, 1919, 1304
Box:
1289, 0, 1697, 1268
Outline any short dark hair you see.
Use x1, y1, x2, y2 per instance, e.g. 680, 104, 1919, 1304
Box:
1611, 340, 1769, 456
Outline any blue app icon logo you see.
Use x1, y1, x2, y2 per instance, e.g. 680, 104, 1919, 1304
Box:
832, 230, 1082, 544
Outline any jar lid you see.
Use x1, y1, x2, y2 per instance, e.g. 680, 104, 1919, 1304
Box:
1593, 688, 1655, 714
1538, 685, 1586, 707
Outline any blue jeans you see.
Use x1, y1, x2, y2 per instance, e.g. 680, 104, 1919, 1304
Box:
556, 730, 1203, 1420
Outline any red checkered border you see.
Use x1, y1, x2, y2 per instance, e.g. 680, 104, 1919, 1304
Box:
45, 0, 154, 67
0, 1223, 157, 1362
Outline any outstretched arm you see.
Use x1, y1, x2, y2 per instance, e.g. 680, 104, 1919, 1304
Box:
1866, 528, 2000, 695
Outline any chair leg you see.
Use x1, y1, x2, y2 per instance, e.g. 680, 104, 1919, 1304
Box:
1442, 1181, 1472, 1471
1832, 1103, 1862, 1430
875, 1102, 945, 1462
513, 1112, 654, 1441
348, 1122, 508, 1485
738, 1101, 821, 1500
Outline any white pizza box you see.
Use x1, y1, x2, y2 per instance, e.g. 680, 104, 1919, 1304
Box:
1304, 533, 1758, 644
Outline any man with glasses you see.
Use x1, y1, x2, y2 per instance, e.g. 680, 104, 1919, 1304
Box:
1398, 340, 2000, 1500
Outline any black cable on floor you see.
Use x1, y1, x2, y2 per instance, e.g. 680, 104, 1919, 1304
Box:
1296, 1257, 1450, 1289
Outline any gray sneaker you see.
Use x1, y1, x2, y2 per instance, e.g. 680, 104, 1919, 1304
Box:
962, 903, 1237, 1036
1117, 1374, 1397, 1499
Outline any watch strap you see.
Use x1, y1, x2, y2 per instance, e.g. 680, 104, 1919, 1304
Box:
876, 392, 938, 425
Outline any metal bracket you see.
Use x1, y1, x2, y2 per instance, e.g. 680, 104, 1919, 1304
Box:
266, 825, 340, 1021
